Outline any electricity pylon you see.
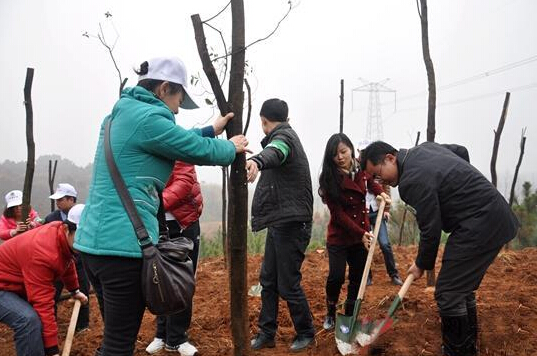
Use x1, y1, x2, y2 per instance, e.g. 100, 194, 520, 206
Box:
351, 78, 396, 141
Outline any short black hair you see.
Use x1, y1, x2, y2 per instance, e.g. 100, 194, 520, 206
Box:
359, 141, 398, 171
260, 98, 288, 122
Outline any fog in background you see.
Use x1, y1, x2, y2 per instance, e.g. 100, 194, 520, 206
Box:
1, 0, 536, 200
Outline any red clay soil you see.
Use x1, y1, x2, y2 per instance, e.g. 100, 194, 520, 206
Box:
1, 246, 536, 356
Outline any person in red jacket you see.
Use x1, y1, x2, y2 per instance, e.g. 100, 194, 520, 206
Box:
318, 133, 389, 330
0, 204, 88, 356
0, 190, 42, 241
146, 161, 202, 356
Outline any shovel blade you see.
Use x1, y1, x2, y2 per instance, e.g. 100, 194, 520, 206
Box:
355, 316, 396, 346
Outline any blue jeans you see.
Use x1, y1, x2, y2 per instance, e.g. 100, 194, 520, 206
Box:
0, 290, 44, 356
369, 211, 399, 278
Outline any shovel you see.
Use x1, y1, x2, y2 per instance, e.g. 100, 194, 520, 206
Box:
335, 196, 386, 355
61, 299, 81, 356
355, 274, 415, 347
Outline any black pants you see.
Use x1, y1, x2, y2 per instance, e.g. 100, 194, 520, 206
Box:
368, 211, 399, 278
155, 220, 200, 347
435, 243, 502, 316
258, 222, 315, 339
325, 243, 368, 303
81, 253, 145, 356
54, 253, 90, 329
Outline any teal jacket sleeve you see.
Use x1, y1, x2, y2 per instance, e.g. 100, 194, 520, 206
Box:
140, 114, 235, 166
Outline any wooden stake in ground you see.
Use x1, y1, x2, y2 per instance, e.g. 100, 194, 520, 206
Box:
61, 299, 81, 356
339, 79, 344, 133
22, 68, 35, 221
490, 92, 511, 188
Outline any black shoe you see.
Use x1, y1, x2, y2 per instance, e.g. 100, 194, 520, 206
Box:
290, 335, 314, 352
323, 315, 335, 330
250, 333, 275, 350
391, 275, 403, 286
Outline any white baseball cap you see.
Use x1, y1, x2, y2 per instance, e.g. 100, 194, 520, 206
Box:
49, 183, 77, 200
5, 190, 23, 208
138, 57, 199, 110
67, 204, 85, 227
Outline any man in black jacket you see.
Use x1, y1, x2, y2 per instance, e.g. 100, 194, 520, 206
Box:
360, 141, 519, 356
246, 98, 315, 352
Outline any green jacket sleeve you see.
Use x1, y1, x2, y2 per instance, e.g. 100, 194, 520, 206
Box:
139, 114, 236, 166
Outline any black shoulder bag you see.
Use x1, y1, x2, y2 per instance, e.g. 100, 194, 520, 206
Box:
104, 117, 195, 316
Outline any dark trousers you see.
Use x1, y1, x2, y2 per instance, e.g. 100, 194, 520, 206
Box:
54, 253, 90, 329
81, 253, 145, 356
155, 220, 200, 347
435, 243, 501, 316
325, 243, 368, 303
368, 211, 399, 278
257, 221, 315, 339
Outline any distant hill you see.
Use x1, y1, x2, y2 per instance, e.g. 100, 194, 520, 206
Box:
0, 157, 326, 225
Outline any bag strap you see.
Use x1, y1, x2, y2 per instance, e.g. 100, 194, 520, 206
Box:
104, 117, 152, 246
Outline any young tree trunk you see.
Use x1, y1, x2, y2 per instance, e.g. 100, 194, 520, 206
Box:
507, 128, 527, 249
192, 3, 249, 353
339, 79, 344, 133
398, 132, 420, 246
22, 68, 35, 221
490, 92, 511, 188
418, 0, 437, 143
418, 0, 437, 286
227, 2, 249, 354
48, 160, 58, 212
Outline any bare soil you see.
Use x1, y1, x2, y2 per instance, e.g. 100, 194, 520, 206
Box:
1, 246, 536, 355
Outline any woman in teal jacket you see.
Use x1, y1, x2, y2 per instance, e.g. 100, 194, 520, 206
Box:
74, 57, 248, 356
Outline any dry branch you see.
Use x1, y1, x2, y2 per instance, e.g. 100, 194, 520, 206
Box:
490, 92, 511, 187
22, 68, 35, 221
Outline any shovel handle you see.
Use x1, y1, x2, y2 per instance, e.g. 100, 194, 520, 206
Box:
356, 196, 387, 300
61, 299, 81, 356
397, 274, 415, 300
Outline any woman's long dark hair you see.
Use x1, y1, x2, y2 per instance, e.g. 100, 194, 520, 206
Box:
318, 133, 355, 204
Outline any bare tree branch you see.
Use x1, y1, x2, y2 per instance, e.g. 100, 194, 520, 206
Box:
490, 92, 510, 187
243, 78, 252, 135
509, 127, 527, 206
211, 1, 293, 62
202, 0, 232, 23
203, 22, 229, 86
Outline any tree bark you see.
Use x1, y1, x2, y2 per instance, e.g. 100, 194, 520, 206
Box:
22, 68, 35, 221
418, 0, 437, 143
490, 92, 510, 188
48, 160, 58, 212
227, 2, 248, 355
398, 132, 421, 246
339, 79, 344, 133
222, 166, 228, 267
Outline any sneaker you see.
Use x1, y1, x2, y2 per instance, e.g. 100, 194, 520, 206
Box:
289, 335, 314, 352
146, 337, 165, 354
391, 275, 404, 286
367, 277, 373, 286
165, 341, 199, 355
323, 315, 335, 330
75, 325, 90, 334
250, 333, 276, 350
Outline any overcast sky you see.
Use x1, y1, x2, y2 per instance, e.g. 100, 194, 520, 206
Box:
1, 0, 536, 198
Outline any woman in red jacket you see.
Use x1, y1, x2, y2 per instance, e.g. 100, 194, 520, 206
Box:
318, 133, 387, 330
146, 161, 202, 356
0, 190, 42, 241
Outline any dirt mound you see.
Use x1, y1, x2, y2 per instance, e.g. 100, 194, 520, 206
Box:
1, 246, 536, 355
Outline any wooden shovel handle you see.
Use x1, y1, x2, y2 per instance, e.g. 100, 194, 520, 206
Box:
356, 196, 387, 300
397, 274, 415, 299
61, 299, 81, 356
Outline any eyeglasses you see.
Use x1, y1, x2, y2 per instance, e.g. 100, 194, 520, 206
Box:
372, 158, 386, 181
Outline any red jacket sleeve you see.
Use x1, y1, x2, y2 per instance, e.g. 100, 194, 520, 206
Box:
163, 162, 196, 212
60, 259, 79, 293
326, 199, 367, 238
366, 173, 384, 196
0, 216, 13, 240
22, 259, 60, 349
